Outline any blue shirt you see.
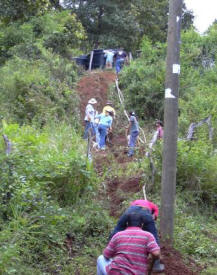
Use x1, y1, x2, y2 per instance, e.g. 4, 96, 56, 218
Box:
97, 113, 113, 128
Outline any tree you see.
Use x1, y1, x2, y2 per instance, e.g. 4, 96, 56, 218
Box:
62, 0, 141, 50
64, 0, 139, 49
181, 3, 194, 31
49, 0, 62, 9
0, 0, 50, 22
63, 0, 194, 50
132, 0, 169, 43
132, 0, 194, 43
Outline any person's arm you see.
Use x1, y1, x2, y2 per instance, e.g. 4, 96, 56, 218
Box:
146, 232, 160, 256
95, 113, 101, 119
103, 236, 116, 259
108, 117, 113, 131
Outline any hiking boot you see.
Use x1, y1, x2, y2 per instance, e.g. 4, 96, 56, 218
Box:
152, 259, 165, 273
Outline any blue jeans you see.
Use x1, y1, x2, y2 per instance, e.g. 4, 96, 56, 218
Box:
109, 205, 160, 245
128, 130, 139, 156
98, 124, 108, 149
115, 58, 125, 74
94, 123, 100, 145
83, 121, 95, 139
97, 255, 112, 275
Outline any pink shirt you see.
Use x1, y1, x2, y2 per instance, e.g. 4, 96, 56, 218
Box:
130, 200, 159, 219
104, 227, 160, 275
157, 126, 163, 139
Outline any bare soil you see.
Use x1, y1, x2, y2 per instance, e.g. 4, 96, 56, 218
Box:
76, 70, 202, 275
77, 70, 116, 120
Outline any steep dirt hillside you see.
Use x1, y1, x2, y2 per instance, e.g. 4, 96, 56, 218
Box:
77, 70, 116, 118
76, 70, 201, 275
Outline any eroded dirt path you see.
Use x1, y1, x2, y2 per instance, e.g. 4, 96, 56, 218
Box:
76, 70, 201, 275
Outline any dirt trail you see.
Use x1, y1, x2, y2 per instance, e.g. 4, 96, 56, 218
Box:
77, 70, 116, 118
76, 70, 201, 275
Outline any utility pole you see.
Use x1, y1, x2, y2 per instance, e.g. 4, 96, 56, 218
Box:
160, 0, 183, 242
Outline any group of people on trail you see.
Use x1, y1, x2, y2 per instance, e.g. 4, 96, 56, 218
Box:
83, 98, 163, 156
97, 199, 165, 275
104, 49, 128, 76
83, 98, 115, 150
83, 102, 165, 274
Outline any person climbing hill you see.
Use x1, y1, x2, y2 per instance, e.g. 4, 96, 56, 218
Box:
114, 49, 127, 76
126, 111, 140, 157
102, 101, 116, 118
97, 212, 160, 275
109, 199, 165, 273
156, 120, 164, 139
104, 50, 114, 69
83, 98, 97, 139
96, 110, 113, 150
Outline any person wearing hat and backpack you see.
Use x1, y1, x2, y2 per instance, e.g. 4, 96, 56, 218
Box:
83, 98, 97, 139
96, 110, 113, 150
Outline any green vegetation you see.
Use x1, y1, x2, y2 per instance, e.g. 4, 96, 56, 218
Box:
0, 122, 114, 274
63, 0, 193, 50
0, 1, 217, 274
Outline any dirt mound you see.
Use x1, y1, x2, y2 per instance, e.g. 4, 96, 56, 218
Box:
77, 70, 116, 119
160, 244, 201, 275
107, 176, 142, 217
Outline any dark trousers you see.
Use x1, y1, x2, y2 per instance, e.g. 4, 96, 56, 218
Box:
109, 205, 160, 245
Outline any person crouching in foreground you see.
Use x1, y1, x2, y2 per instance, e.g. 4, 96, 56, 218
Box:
97, 212, 160, 275
109, 199, 165, 273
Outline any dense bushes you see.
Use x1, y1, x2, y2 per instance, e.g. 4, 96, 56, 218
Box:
148, 140, 217, 207
0, 11, 86, 63
0, 55, 80, 125
0, 122, 113, 273
0, 122, 94, 216
0, 11, 87, 126
119, 37, 166, 120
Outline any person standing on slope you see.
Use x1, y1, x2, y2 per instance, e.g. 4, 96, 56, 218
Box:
96, 110, 113, 150
83, 98, 97, 139
127, 111, 140, 157
104, 50, 114, 69
114, 49, 127, 76
156, 120, 164, 139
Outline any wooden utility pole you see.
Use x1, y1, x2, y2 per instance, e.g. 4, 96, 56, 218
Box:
160, 0, 183, 242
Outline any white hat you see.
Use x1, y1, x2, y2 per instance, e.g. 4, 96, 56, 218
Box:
88, 98, 97, 104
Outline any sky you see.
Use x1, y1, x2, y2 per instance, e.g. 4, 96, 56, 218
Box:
184, 0, 217, 33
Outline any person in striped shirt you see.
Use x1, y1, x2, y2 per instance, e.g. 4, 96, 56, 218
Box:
97, 212, 160, 275
108, 200, 164, 273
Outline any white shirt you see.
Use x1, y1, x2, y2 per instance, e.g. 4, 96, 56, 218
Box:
84, 104, 96, 122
